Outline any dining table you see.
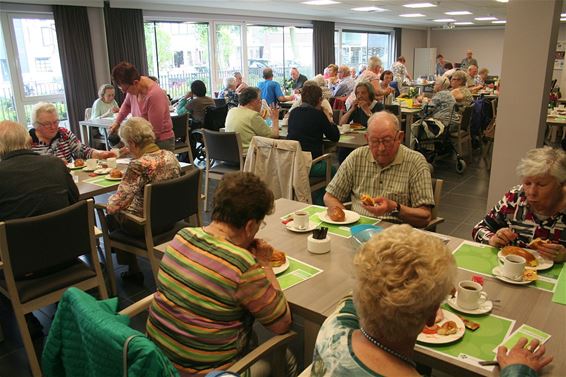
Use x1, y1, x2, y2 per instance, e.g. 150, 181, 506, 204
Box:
545, 114, 566, 146
157, 198, 563, 376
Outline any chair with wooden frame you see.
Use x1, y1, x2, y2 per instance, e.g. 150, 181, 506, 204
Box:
120, 294, 297, 377
96, 169, 202, 294
449, 105, 474, 162
424, 178, 445, 232
0, 199, 108, 377
171, 113, 194, 164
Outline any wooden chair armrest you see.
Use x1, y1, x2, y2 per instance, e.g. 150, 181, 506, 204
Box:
119, 211, 146, 225
227, 331, 297, 374
95, 203, 145, 225
118, 294, 154, 317
424, 217, 445, 231
94, 203, 108, 210
311, 153, 332, 165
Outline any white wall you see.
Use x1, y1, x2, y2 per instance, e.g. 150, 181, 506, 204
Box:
401, 28, 427, 75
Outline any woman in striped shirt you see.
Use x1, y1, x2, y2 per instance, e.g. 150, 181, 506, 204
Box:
147, 172, 292, 376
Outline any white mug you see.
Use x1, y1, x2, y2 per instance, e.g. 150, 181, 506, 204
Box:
86, 159, 98, 170
498, 254, 526, 281
293, 211, 309, 230
457, 280, 488, 310
107, 157, 117, 168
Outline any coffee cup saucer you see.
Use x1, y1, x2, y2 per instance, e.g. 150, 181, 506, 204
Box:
492, 267, 533, 285
285, 220, 318, 233
446, 294, 493, 315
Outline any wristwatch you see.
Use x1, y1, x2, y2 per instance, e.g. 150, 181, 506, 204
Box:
390, 201, 401, 216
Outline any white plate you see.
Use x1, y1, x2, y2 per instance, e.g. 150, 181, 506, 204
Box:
272, 259, 290, 275
82, 166, 98, 172
67, 163, 84, 170
285, 220, 318, 233
105, 174, 123, 181
492, 267, 534, 285
497, 249, 553, 271
318, 209, 361, 225
417, 309, 465, 345
94, 168, 112, 175
446, 295, 493, 315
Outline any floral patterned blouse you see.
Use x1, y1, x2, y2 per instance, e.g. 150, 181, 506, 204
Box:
472, 185, 566, 246
108, 147, 180, 217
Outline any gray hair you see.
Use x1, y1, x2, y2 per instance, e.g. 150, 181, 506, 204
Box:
368, 111, 400, 132
312, 74, 326, 87
0, 120, 31, 157
98, 84, 115, 98
119, 117, 155, 147
223, 76, 236, 89
435, 76, 450, 91
516, 147, 566, 183
31, 102, 57, 127
367, 56, 382, 70
238, 87, 260, 106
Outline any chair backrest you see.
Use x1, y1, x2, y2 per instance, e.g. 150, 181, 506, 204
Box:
84, 107, 92, 120
145, 168, 201, 234
171, 113, 189, 142
431, 178, 443, 220
203, 105, 228, 131
0, 200, 95, 279
203, 129, 243, 166
460, 105, 474, 132
214, 98, 226, 107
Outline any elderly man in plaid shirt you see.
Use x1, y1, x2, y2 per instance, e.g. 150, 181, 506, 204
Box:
324, 111, 434, 228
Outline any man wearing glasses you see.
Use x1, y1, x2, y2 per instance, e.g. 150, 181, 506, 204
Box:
324, 112, 434, 228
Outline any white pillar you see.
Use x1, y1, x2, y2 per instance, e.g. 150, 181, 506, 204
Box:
487, 0, 562, 208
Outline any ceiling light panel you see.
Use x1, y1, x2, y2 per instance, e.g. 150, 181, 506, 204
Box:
399, 13, 427, 17
445, 11, 472, 16
301, 0, 340, 4
403, 3, 437, 8
351, 6, 387, 12
454, 22, 474, 25
492, 20, 506, 24
475, 16, 498, 21
433, 18, 455, 22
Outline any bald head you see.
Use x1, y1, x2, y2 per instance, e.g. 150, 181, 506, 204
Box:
368, 111, 400, 133
366, 112, 402, 167
0, 120, 31, 157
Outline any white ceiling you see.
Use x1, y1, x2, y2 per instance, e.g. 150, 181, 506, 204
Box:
111, 0, 521, 28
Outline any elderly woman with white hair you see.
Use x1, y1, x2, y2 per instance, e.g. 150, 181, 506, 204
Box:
450, 70, 473, 107
313, 225, 553, 377
346, 56, 385, 110
219, 76, 239, 106
90, 84, 119, 119
30, 102, 115, 162
106, 116, 181, 282
473, 147, 566, 262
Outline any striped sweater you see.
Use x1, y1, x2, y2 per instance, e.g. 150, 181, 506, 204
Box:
147, 227, 289, 376
30, 127, 93, 163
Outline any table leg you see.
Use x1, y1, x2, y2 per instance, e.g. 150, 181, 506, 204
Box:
404, 113, 415, 146
80, 124, 87, 145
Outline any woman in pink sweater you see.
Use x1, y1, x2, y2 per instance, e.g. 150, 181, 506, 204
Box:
110, 62, 175, 151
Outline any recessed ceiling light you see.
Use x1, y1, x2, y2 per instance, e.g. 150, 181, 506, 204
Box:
561, 18, 566, 21
302, 0, 340, 4
454, 22, 474, 25
562, 13, 566, 17
403, 3, 437, 8
496, 0, 508, 3
399, 13, 427, 17
433, 18, 456, 22
492, 20, 506, 24
475, 16, 498, 21
351, 6, 387, 12
445, 11, 472, 16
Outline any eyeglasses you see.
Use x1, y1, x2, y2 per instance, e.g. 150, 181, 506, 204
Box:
369, 131, 399, 147
36, 120, 59, 128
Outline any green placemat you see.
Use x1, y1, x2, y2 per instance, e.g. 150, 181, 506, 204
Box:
552, 266, 566, 305
84, 176, 118, 188
282, 205, 379, 238
419, 305, 515, 362
276, 256, 322, 291
453, 242, 560, 292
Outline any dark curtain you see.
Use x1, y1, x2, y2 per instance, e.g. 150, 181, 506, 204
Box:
313, 21, 335, 75
104, 3, 148, 103
394, 28, 402, 60
53, 5, 97, 136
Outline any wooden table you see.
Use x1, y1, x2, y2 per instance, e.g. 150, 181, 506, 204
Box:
254, 198, 565, 376
545, 116, 566, 146
401, 107, 422, 146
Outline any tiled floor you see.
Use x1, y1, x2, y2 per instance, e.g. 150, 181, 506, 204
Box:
0, 152, 491, 377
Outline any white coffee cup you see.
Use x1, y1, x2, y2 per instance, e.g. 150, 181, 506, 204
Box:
293, 211, 309, 230
341, 124, 351, 133
456, 280, 488, 310
307, 234, 331, 254
86, 159, 98, 170
107, 157, 117, 168
498, 254, 526, 281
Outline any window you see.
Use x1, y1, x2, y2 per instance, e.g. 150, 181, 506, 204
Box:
284, 26, 313, 80
0, 14, 67, 125
335, 30, 393, 71
144, 21, 211, 99
215, 24, 242, 92
247, 25, 284, 88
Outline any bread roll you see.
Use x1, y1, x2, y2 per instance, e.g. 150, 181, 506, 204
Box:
360, 194, 375, 207
110, 169, 123, 178
74, 159, 85, 167
437, 321, 457, 336
270, 250, 286, 268
327, 206, 345, 222
501, 246, 538, 267
528, 238, 552, 250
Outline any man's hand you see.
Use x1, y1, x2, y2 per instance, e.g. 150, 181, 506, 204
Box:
269, 105, 280, 121
497, 338, 553, 372
362, 196, 394, 217
249, 239, 274, 267
488, 228, 518, 248
535, 242, 566, 262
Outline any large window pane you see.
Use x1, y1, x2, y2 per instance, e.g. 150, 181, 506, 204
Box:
0, 24, 16, 121
284, 27, 313, 80
337, 31, 392, 72
215, 24, 242, 92
247, 25, 284, 87
369, 33, 390, 68
145, 22, 211, 99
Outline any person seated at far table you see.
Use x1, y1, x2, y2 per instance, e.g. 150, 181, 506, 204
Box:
147, 172, 293, 376
325, 112, 434, 228
106, 117, 180, 283
340, 82, 384, 128
376, 70, 396, 103
258, 67, 294, 106
326, 64, 339, 89
225, 87, 279, 151
476, 67, 490, 88
234, 71, 248, 95
219, 76, 239, 107
176, 80, 215, 126
91, 84, 119, 119
286, 80, 333, 123
450, 70, 474, 107
345, 56, 385, 110
30, 102, 115, 163
466, 65, 483, 93
472, 147, 566, 262
289, 67, 308, 91
312, 225, 552, 377
332, 65, 355, 98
